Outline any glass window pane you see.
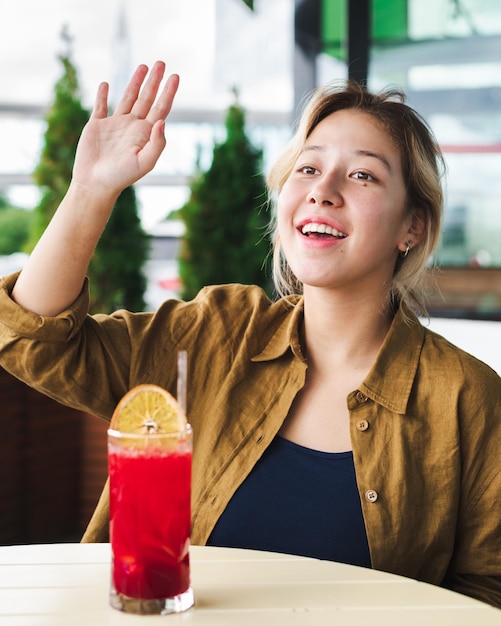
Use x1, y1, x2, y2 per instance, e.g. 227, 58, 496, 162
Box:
369, 0, 501, 318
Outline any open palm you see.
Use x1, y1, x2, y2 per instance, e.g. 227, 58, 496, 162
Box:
73, 61, 179, 198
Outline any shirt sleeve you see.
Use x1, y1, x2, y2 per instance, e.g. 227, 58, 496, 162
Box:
0, 271, 127, 418
0, 271, 90, 341
447, 357, 501, 609
0, 272, 239, 421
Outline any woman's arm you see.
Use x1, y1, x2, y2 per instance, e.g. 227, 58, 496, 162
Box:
12, 61, 179, 316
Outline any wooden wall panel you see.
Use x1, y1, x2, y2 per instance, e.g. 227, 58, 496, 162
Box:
0, 371, 25, 544
0, 369, 83, 544
79, 413, 108, 533
424, 267, 501, 320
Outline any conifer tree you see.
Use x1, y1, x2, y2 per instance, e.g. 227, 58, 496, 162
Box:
89, 185, 150, 312
178, 100, 270, 300
28, 28, 149, 313
0, 197, 33, 255
27, 29, 88, 250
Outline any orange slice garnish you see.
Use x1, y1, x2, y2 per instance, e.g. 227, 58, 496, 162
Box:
109, 384, 187, 434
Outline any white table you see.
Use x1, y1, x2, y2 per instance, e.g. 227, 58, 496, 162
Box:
0, 543, 500, 625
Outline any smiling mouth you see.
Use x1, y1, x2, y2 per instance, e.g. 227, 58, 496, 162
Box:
301, 222, 348, 238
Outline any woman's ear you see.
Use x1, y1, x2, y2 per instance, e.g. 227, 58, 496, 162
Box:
406, 209, 426, 246
397, 209, 426, 256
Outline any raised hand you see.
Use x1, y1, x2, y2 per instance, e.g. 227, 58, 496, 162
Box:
72, 61, 179, 199
11, 62, 179, 317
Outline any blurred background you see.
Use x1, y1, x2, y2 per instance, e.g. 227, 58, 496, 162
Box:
2, 0, 501, 314
0, 0, 500, 544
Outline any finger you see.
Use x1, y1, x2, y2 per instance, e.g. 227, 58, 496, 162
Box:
137, 119, 167, 174
90, 82, 109, 119
146, 73, 180, 124
113, 64, 149, 116
130, 60, 166, 119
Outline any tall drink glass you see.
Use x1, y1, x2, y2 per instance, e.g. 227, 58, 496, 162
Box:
107, 425, 193, 615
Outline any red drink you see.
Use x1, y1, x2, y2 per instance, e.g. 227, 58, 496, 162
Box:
108, 430, 192, 603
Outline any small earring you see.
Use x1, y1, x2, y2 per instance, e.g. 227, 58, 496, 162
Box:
400, 241, 412, 258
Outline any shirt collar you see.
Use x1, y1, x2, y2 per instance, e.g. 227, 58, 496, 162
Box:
252, 298, 425, 415
251, 296, 305, 362
359, 304, 425, 414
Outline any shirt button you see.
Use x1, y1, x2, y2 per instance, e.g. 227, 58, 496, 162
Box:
356, 391, 368, 403
365, 489, 378, 503
356, 419, 369, 431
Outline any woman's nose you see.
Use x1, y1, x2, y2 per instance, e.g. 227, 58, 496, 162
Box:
306, 183, 343, 207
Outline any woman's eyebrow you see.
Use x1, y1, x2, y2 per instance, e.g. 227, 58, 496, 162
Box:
301, 145, 393, 173
301, 144, 392, 174
301, 144, 324, 154
355, 149, 392, 172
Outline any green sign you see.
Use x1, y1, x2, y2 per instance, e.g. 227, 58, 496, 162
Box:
322, 0, 408, 60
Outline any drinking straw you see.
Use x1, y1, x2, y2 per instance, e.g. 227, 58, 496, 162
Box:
177, 350, 188, 417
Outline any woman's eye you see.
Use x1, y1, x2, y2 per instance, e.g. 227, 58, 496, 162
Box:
299, 166, 318, 175
353, 171, 375, 181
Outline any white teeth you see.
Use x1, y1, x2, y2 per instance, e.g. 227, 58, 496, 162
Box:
301, 222, 347, 238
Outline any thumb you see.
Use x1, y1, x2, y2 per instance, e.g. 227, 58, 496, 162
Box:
138, 120, 167, 174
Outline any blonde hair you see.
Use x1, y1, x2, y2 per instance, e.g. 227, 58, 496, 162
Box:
267, 80, 445, 316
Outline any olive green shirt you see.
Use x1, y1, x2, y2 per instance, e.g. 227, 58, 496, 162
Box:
0, 271, 500, 609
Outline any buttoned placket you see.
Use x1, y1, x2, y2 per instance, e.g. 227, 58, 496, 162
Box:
351, 389, 380, 507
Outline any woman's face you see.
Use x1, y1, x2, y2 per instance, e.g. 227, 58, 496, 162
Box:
277, 108, 415, 297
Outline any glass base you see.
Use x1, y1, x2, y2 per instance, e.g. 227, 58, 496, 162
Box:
110, 586, 194, 615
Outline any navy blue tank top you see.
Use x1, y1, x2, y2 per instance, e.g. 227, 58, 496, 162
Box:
207, 436, 371, 568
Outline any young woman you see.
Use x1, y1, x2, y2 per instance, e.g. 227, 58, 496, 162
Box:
0, 61, 500, 608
